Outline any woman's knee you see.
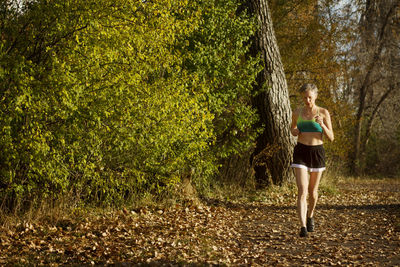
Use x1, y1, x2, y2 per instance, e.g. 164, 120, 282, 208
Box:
298, 189, 308, 200
308, 190, 318, 201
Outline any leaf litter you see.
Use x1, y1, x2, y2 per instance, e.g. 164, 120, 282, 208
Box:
0, 178, 399, 266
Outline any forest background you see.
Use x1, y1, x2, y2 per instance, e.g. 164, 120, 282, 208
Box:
1, 0, 399, 216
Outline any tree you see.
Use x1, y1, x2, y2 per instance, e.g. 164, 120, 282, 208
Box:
184, 0, 262, 189
1, 0, 217, 207
351, 0, 400, 174
269, 0, 357, 171
247, 0, 296, 186
0, 0, 261, 210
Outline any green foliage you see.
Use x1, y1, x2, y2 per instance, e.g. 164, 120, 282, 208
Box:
181, 0, 261, 188
0, 0, 260, 208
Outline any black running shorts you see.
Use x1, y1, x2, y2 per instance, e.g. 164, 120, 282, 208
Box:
291, 143, 326, 172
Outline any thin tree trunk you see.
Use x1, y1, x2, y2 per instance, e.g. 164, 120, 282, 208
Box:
247, 0, 295, 186
353, 1, 398, 174
363, 84, 396, 148
359, 82, 398, 167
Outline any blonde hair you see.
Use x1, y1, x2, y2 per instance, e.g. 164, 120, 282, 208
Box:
299, 83, 318, 94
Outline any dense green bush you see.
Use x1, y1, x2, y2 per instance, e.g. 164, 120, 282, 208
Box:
0, 0, 260, 209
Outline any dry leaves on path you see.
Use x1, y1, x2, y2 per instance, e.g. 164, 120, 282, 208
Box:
0, 178, 399, 266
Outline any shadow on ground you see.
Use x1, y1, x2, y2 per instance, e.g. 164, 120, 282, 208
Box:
105, 261, 222, 267
204, 198, 400, 213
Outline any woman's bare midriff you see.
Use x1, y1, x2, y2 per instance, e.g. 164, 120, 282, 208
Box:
297, 132, 323, 146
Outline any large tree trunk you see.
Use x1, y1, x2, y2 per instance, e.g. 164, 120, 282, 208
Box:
247, 0, 295, 186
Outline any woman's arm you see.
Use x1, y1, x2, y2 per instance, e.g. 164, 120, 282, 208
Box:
316, 109, 334, 141
291, 109, 300, 136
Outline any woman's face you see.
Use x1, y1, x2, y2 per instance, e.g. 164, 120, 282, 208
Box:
302, 90, 317, 108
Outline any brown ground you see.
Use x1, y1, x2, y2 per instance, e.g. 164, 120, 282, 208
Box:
1, 178, 399, 266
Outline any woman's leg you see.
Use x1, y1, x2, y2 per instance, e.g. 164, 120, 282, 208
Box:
307, 171, 323, 218
295, 167, 309, 227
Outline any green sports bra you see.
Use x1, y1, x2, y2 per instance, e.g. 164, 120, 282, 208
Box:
297, 112, 323, 133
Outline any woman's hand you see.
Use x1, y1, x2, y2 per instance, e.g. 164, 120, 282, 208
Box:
291, 128, 300, 136
315, 115, 324, 126
291, 109, 301, 137
316, 110, 334, 142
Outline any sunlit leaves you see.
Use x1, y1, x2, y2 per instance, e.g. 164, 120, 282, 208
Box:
183, 0, 261, 161
0, 0, 260, 206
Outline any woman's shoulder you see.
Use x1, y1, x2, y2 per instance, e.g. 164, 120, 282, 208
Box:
318, 107, 330, 116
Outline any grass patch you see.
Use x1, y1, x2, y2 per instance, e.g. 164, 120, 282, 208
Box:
6, 172, 392, 231
204, 176, 298, 206
319, 171, 341, 196
206, 171, 342, 206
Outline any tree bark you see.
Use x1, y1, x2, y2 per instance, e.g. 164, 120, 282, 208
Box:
247, 0, 295, 186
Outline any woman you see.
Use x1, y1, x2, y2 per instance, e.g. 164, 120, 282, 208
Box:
290, 83, 334, 237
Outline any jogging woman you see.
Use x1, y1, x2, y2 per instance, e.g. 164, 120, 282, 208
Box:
290, 83, 334, 237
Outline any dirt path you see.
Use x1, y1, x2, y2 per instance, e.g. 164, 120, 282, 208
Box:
235, 179, 400, 266
1, 178, 399, 266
